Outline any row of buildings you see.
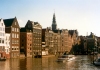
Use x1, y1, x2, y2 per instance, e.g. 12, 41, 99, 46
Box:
20, 13, 79, 58
0, 13, 99, 58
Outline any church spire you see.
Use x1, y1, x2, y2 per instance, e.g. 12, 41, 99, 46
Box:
52, 12, 57, 30
53, 13, 56, 24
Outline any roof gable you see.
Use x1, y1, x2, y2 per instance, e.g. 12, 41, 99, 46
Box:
4, 18, 14, 27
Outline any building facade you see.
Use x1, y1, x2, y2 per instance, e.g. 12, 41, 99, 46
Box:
42, 29, 48, 55
51, 13, 77, 55
86, 32, 97, 54
0, 18, 6, 58
60, 29, 69, 54
5, 33, 10, 58
45, 28, 54, 54
25, 20, 42, 57
4, 17, 20, 58
20, 28, 32, 57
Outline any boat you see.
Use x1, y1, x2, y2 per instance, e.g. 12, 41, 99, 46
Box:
56, 55, 68, 62
56, 55, 75, 62
93, 57, 100, 66
0, 58, 6, 61
67, 55, 75, 62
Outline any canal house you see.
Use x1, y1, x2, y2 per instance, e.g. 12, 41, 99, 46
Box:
25, 20, 42, 58
5, 33, 10, 58
20, 27, 32, 57
0, 18, 6, 58
4, 17, 20, 58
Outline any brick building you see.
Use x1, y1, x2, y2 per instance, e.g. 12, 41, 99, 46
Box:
20, 28, 32, 57
25, 20, 42, 57
50, 13, 78, 55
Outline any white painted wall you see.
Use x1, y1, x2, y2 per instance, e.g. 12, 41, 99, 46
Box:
5, 33, 10, 54
0, 19, 5, 50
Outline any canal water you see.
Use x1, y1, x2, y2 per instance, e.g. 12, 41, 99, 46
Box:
0, 55, 100, 70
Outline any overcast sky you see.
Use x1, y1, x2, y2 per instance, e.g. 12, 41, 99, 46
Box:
0, 0, 100, 36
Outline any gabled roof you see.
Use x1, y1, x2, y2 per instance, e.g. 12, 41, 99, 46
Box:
34, 22, 38, 25
68, 30, 78, 36
4, 18, 15, 27
20, 27, 26, 32
52, 29, 62, 33
0, 18, 3, 22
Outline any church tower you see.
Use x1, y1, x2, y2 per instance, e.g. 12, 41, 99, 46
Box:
52, 13, 57, 30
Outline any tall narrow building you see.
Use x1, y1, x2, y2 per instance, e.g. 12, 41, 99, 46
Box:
4, 17, 20, 58
25, 20, 42, 58
0, 18, 6, 58
20, 27, 32, 57
52, 13, 57, 30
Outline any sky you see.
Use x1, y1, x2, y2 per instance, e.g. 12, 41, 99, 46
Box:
0, 0, 100, 36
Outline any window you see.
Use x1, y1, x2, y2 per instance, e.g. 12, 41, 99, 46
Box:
15, 22, 16, 25
9, 37, 10, 40
15, 34, 16, 38
17, 48, 19, 50
0, 38, 1, 43
12, 40, 15, 44
17, 34, 19, 38
15, 28, 16, 32
2, 39, 4, 43
3, 28, 5, 31
17, 28, 19, 32
12, 48, 14, 50
12, 27, 14, 31
2, 33, 4, 36
2, 23, 3, 26
30, 44, 31, 46
12, 33, 14, 38
14, 40, 16, 44
7, 49, 9, 52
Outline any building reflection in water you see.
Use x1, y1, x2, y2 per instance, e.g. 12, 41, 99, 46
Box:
1, 55, 100, 70
10, 58, 20, 70
32, 58, 42, 70
0, 59, 10, 70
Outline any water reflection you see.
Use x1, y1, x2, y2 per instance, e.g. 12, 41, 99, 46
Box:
0, 55, 100, 70
10, 58, 20, 70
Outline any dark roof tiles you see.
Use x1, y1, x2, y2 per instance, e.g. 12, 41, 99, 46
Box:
4, 18, 14, 27
20, 27, 26, 32
52, 30, 62, 33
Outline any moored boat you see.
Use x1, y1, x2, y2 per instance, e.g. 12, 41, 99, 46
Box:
93, 57, 100, 66
0, 58, 6, 61
56, 55, 75, 62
